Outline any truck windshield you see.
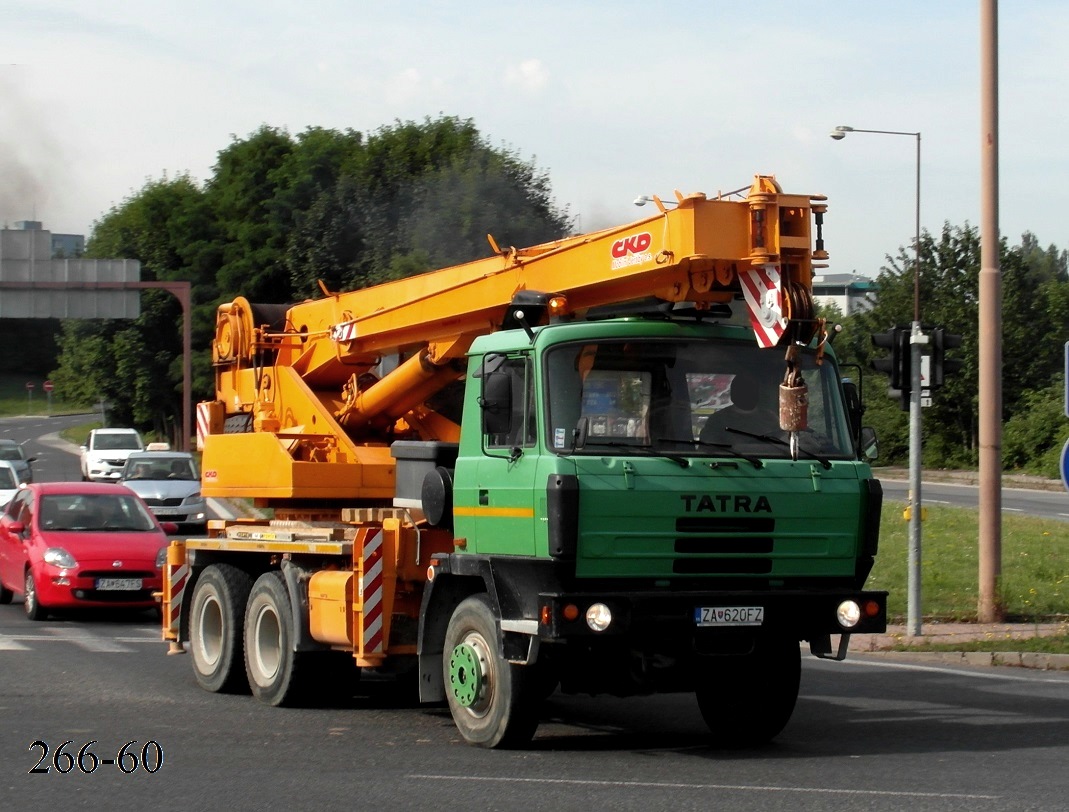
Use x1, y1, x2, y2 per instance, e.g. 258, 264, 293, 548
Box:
543, 338, 855, 461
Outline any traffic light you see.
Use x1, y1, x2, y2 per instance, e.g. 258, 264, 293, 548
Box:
870, 327, 911, 391
930, 327, 963, 388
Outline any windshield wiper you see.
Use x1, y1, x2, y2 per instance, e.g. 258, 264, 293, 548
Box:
724, 427, 832, 470
582, 439, 690, 468
657, 437, 763, 469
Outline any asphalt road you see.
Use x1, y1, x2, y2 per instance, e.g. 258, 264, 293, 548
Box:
880, 477, 1069, 522
3, 415, 1068, 809
1, 610, 1067, 811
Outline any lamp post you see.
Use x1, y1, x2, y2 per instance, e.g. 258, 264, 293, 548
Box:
831, 124, 925, 637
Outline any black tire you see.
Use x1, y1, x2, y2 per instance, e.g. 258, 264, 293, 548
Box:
0, 578, 13, 605
244, 571, 307, 706
696, 635, 801, 747
24, 570, 48, 621
189, 564, 253, 693
443, 594, 541, 748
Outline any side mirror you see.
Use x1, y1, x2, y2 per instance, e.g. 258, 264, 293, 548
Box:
160, 522, 179, 535
859, 426, 879, 461
481, 371, 513, 437
6, 520, 26, 536
841, 380, 863, 440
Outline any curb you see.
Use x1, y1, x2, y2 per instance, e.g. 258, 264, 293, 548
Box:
853, 650, 1069, 672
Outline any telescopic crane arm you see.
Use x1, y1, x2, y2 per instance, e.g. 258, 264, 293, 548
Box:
201, 175, 828, 503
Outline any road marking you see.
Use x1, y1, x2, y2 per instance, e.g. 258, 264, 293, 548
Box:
0, 634, 30, 651
829, 656, 1069, 684
44, 627, 135, 653
409, 774, 999, 801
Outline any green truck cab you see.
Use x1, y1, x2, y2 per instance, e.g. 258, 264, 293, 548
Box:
417, 311, 886, 747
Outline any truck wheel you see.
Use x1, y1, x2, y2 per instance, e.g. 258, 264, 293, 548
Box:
24, 571, 48, 621
443, 594, 541, 748
244, 571, 306, 706
189, 564, 253, 693
695, 635, 801, 747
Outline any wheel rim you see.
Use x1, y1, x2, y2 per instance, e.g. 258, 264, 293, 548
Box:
448, 642, 483, 707
194, 592, 224, 668
24, 572, 36, 614
251, 603, 282, 681
448, 632, 494, 714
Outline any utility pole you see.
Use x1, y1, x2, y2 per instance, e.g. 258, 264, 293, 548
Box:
978, 0, 1003, 621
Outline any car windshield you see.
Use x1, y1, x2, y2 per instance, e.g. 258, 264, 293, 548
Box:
94, 433, 141, 450
38, 494, 157, 532
0, 447, 24, 461
544, 338, 856, 461
124, 457, 196, 481
0, 468, 16, 488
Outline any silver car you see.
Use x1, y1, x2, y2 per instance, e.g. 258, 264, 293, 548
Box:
119, 451, 208, 532
0, 439, 34, 483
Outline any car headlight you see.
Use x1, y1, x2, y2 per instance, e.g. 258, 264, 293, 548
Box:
43, 548, 77, 568
155, 547, 167, 569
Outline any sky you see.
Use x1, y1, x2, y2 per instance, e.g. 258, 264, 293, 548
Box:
1, 1, 1066, 279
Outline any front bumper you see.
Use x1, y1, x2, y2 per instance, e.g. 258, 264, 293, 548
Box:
537, 588, 887, 641
34, 566, 162, 608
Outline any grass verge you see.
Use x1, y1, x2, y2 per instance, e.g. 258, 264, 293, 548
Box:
868, 500, 1067, 623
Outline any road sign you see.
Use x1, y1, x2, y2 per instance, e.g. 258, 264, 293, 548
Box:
1062, 438, 1069, 493
25, 381, 34, 390
43, 380, 54, 393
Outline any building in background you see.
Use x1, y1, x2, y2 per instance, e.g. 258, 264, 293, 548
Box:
10, 220, 85, 258
811, 273, 875, 316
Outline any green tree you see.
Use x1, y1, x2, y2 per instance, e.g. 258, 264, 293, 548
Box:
57, 115, 572, 441
840, 224, 1068, 471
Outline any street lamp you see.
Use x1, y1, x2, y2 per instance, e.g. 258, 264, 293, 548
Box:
633, 194, 679, 207
831, 123, 925, 638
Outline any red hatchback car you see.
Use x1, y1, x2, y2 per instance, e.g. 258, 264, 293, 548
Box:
0, 482, 174, 620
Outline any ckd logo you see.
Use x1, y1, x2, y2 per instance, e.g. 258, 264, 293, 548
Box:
611, 232, 652, 258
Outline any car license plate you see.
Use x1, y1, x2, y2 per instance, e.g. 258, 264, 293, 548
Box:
694, 606, 764, 626
96, 578, 142, 591
154, 508, 180, 516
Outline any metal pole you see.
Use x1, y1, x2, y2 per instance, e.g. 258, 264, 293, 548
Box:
907, 131, 924, 638
830, 124, 924, 636
978, 0, 1003, 621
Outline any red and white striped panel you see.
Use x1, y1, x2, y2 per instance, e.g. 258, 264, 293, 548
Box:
739, 263, 788, 348
330, 321, 358, 344
168, 560, 189, 639
195, 402, 211, 452
360, 529, 385, 655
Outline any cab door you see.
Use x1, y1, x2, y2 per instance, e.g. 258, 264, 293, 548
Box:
464, 354, 540, 557
0, 489, 33, 593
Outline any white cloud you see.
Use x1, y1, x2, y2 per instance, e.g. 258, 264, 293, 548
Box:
0, 0, 1065, 276
504, 59, 549, 93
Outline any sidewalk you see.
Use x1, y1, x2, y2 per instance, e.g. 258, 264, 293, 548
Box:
849, 620, 1069, 671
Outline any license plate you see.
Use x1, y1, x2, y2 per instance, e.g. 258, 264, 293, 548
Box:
154, 509, 180, 516
695, 606, 764, 626
96, 578, 142, 591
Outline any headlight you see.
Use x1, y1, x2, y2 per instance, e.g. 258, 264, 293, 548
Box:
585, 602, 612, 632
837, 600, 862, 629
43, 548, 77, 568
155, 547, 167, 568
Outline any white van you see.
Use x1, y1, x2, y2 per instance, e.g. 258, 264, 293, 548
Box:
80, 428, 145, 482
